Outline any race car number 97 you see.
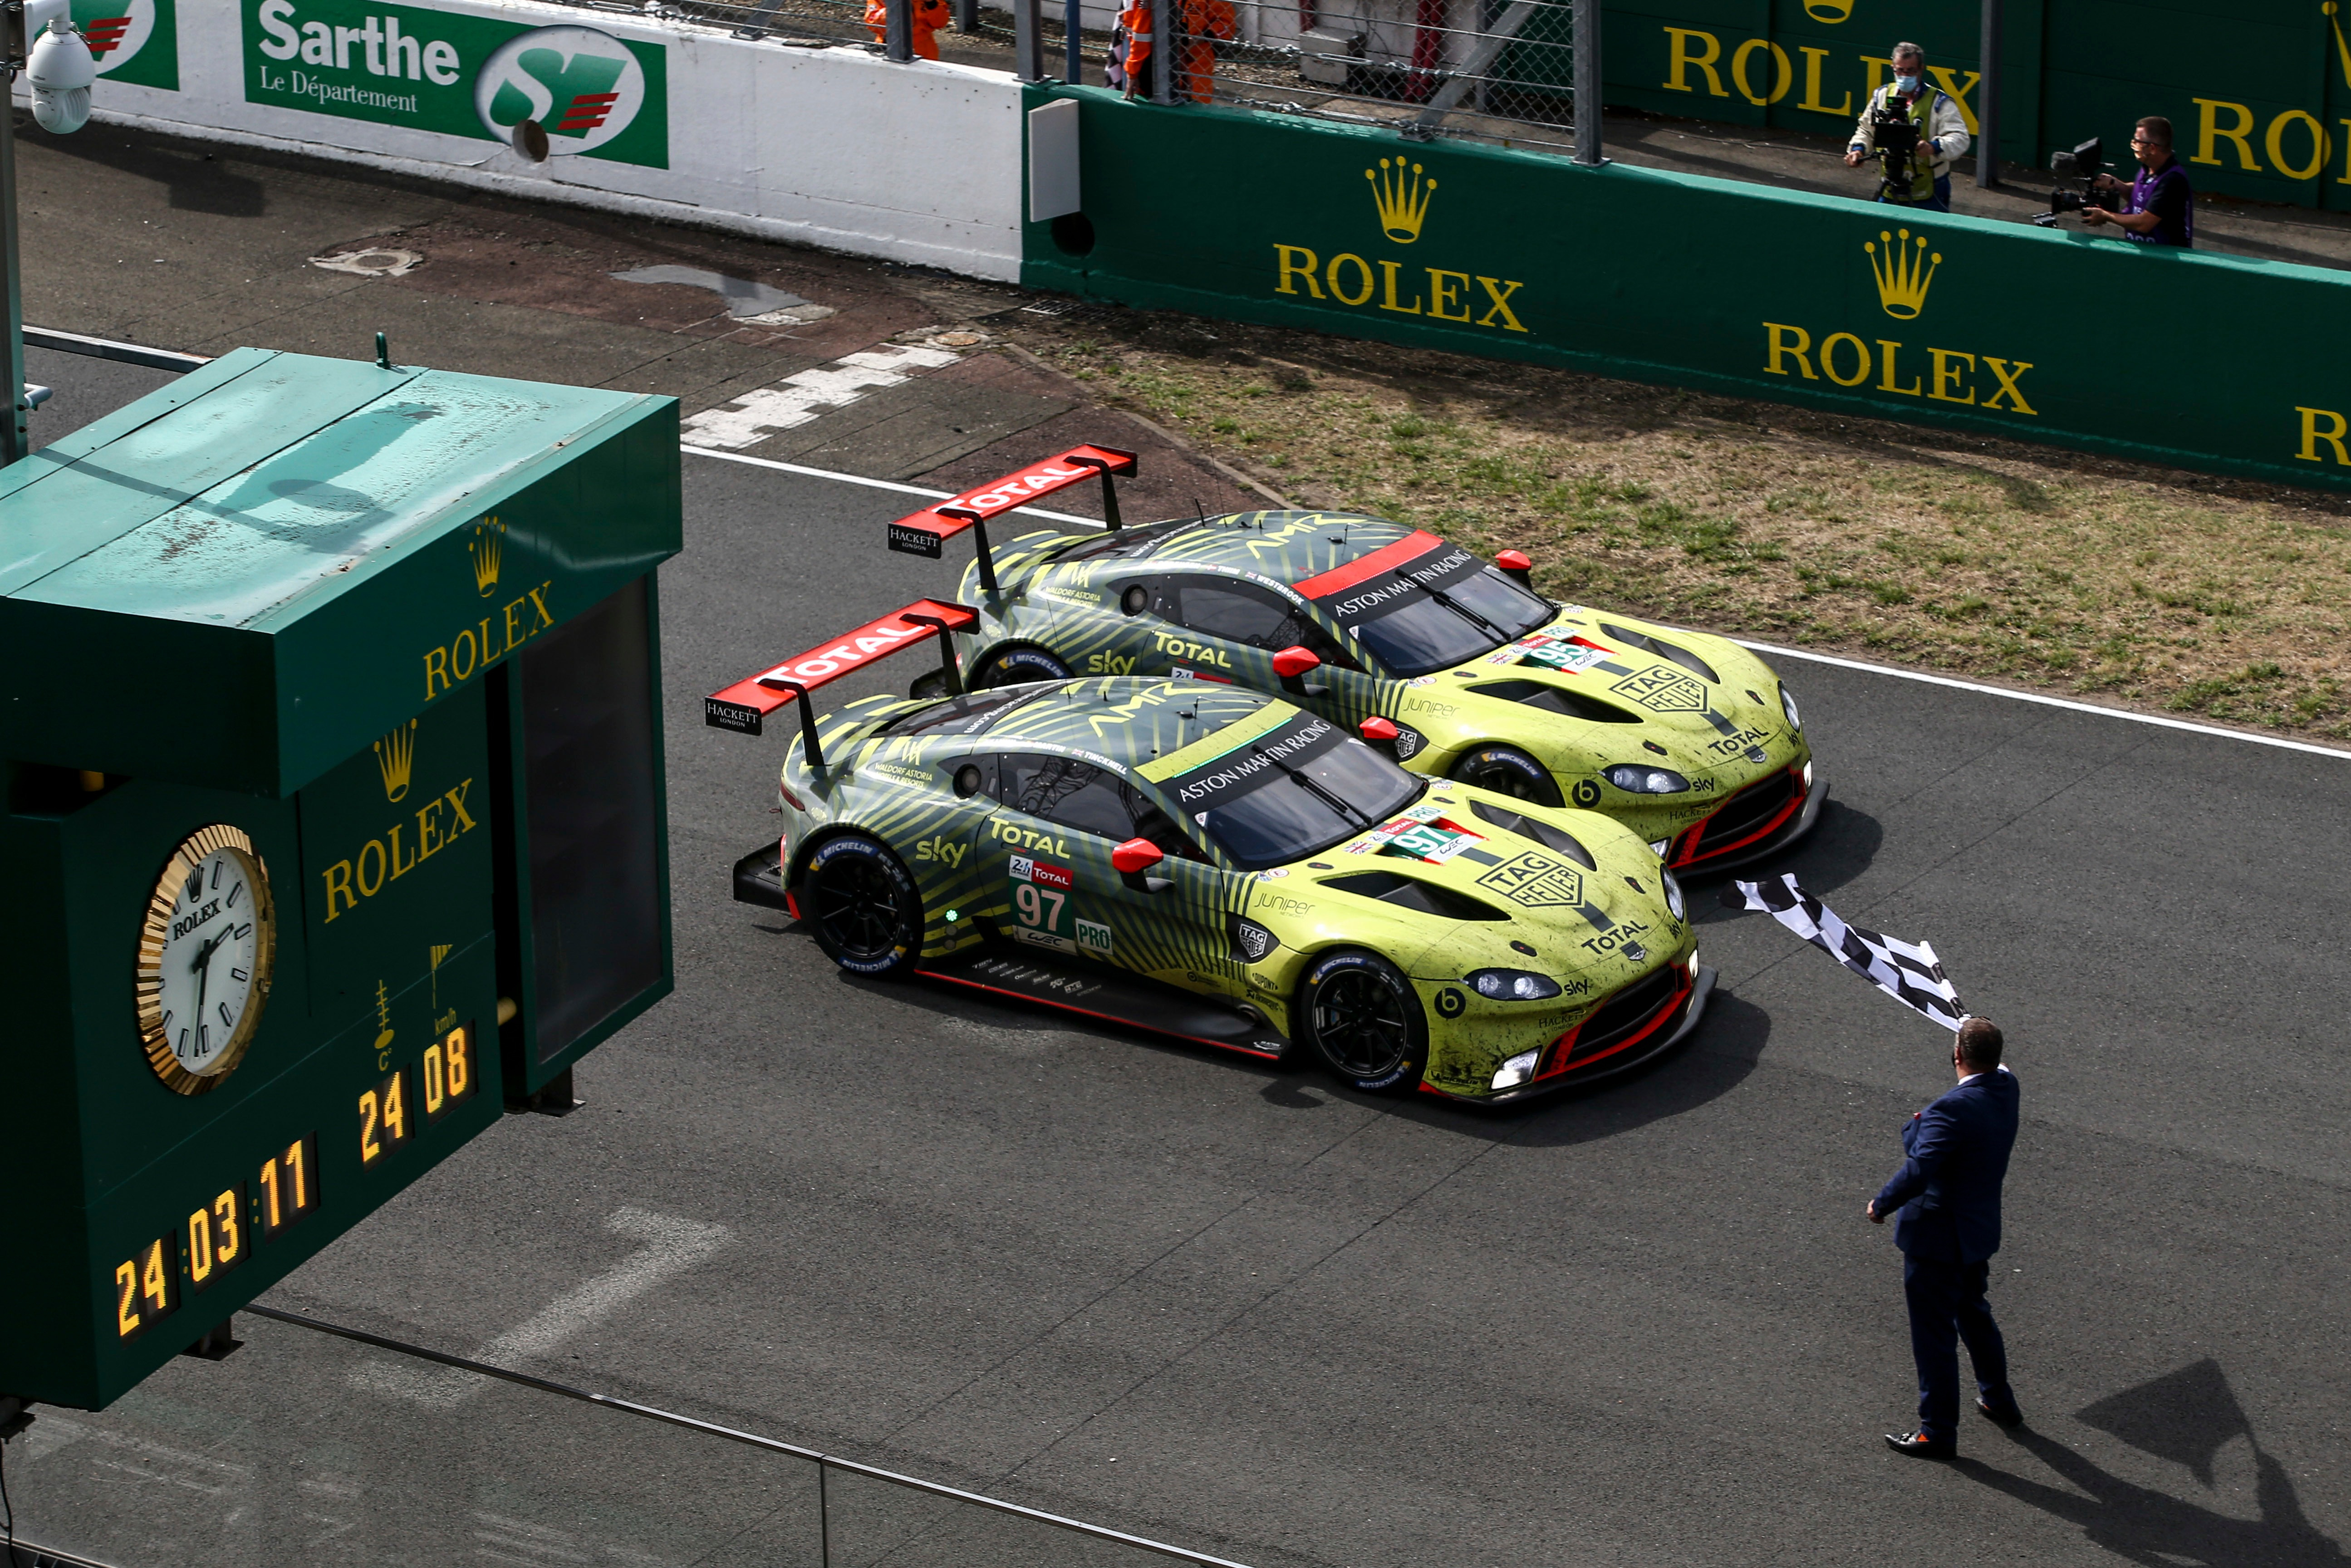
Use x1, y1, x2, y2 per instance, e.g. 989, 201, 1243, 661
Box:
1016, 882, 1066, 933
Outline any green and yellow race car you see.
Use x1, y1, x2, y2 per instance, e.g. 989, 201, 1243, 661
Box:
707, 600, 1714, 1102
883, 446, 1823, 873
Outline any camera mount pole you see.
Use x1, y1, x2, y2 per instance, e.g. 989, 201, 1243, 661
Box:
3, 8, 29, 468
1975, 0, 2002, 189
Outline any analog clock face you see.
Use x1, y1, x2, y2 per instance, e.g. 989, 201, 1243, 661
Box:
137, 826, 276, 1095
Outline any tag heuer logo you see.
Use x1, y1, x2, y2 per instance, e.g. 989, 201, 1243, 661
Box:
1610, 667, 1708, 713
1476, 853, 1585, 909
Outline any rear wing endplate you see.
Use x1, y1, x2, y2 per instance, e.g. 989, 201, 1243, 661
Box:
704, 598, 980, 768
883, 443, 1138, 593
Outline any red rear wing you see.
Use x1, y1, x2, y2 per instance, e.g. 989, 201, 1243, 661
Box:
885, 444, 1138, 590
705, 600, 980, 752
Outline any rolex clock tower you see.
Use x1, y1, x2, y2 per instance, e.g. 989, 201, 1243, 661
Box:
0, 349, 681, 1410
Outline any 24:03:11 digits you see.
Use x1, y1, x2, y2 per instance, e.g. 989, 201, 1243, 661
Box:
107, 1023, 478, 1344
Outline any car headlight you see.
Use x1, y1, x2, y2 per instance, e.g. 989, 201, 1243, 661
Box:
1492, 1048, 1541, 1091
1603, 764, 1690, 794
1779, 683, 1801, 731
1468, 968, 1561, 1001
1661, 867, 1685, 921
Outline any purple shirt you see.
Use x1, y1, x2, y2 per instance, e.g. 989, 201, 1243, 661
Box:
2128, 161, 2194, 248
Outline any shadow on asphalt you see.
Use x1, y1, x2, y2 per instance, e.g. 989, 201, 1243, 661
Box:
1688, 798, 1886, 923
31, 127, 269, 216
1957, 1360, 2348, 1564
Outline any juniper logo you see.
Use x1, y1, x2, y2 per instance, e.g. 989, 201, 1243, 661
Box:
1867, 228, 1940, 319
1365, 158, 1436, 244
476, 26, 645, 154
374, 719, 417, 803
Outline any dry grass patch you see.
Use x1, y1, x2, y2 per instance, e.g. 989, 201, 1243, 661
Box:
1003, 310, 2351, 740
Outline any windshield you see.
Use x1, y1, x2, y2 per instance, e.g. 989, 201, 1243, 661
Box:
1300, 532, 1554, 676
1158, 712, 1425, 869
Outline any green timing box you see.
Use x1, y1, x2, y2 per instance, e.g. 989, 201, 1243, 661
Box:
0, 348, 681, 1410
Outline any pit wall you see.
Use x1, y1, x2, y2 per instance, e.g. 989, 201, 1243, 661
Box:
1603, 0, 2350, 212
14, 0, 1024, 278
1021, 83, 2351, 495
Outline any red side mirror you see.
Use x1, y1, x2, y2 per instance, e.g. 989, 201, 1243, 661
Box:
1111, 838, 1164, 876
1271, 646, 1321, 680
1360, 716, 1400, 744
1495, 549, 1533, 586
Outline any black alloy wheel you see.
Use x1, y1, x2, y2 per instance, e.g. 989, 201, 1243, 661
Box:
805, 835, 923, 978
1301, 950, 1428, 1092
1451, 744, 1564, 807
974, 645, 1072, 689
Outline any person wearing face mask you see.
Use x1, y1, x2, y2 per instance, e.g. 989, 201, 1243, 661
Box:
1843, 42, 1971, 213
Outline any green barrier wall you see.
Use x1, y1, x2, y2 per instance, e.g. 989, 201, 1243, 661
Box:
1022, 84, 2351, 493
1603, 0, 2351, 211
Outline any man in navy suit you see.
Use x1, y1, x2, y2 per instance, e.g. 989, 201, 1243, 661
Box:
1868, 1015, 2023, 1457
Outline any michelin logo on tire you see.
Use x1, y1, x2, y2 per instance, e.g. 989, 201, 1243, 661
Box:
475, 25, 644, 155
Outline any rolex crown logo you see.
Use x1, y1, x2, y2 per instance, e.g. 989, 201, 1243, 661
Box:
374, 719, 417, 804
468, 516, 505, 598
1366, 157, 1437, 244
1866, 228, 1941, 320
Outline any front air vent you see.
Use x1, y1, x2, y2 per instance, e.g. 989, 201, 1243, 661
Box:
1599, 624, 1719, 685
1319, 871, 1510, 921
1467, 801, 1597, 867
1468, 679, 1644, 724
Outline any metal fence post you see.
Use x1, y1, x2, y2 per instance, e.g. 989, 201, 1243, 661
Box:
1149, 0, 1175, 103
953, 0, 977, 33
884, 0, 913, 60
1975, 0, 2002, 187
1014, 0, 1043, 79
1571, 0, 1601, 166
1, 55, 29, 469
1065, 0, 1082, 82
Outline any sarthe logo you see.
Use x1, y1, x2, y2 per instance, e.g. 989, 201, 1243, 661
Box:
1867, 228, 1941, 319
468, 515, 503, 597
476, 26, 644, 154
74, 0, 174, 84
1365, 157, 1436, 244
374, 719, 417, 803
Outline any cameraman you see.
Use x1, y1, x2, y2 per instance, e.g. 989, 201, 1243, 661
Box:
1843, 42, 1971, 212
2081, 117, 2194, 247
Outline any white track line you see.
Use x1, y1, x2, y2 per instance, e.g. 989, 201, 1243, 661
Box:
349, 1207, 730, 1409
1736, 638, 2351, 761
695, 444, 2351, 763
685, 444, 1099, 526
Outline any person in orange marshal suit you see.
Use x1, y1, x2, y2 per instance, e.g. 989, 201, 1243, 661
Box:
866, 0, 952, 59
1177, 0, 1234, 102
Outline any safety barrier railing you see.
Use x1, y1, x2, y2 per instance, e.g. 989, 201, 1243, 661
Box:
0, 1305, 1253, 1568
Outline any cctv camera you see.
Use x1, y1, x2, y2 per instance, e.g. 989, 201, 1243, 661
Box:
27, 18, 98, 135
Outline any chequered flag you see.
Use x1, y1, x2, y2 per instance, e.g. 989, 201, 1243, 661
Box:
1725, 874, 1965, 1032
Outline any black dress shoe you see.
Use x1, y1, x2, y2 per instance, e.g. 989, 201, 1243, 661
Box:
1977, 1399, 2025, 1429
1885, 1431, 1956, 1458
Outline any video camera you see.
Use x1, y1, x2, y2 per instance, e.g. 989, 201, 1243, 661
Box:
1866, 102, 1925, 200
2033, 136, 2122, 227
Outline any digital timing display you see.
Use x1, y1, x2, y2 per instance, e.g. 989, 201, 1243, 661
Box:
107, 1022, 478, 1343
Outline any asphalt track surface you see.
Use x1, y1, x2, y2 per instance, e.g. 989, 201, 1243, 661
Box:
15, 353, 2351, 1568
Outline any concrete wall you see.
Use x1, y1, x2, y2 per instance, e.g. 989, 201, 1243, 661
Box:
19, 0, 1026, 279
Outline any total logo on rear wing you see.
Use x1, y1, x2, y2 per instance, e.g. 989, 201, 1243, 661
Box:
884, 443, 1138, 592
705, 598, 980, 766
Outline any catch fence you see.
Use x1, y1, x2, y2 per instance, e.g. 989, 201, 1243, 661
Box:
617, 0, 1602, 160
0, 1305, 1255, 1568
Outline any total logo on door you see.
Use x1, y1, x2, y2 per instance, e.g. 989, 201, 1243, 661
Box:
242, 0, 667, 167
